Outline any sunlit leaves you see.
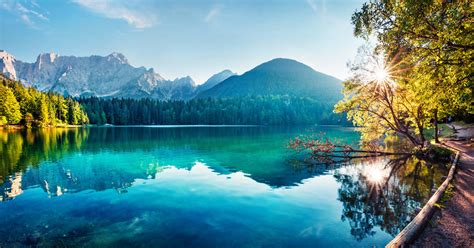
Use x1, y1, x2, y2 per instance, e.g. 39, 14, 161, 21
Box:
339, 0, 473, 146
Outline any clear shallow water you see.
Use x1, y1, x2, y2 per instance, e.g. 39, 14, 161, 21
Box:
0, 126, 448, 247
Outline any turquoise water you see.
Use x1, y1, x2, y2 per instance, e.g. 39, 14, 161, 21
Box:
0, 126, 447, 247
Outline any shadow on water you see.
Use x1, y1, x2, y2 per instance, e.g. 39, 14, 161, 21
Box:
0, 126, 449, 246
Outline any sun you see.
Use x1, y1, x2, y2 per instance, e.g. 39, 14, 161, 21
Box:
360, 52, 397, 88
374, 66, 389, 83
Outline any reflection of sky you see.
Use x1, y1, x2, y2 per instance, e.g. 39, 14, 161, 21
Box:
0, 127, 442, 246
0, 160, 393, 247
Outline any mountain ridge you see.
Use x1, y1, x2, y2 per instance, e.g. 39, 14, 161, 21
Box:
1, 51, 342, 102
196, 58, 342, 102
0, 50, 235, 100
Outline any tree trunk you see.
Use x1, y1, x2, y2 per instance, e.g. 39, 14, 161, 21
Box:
434, 109, 440, 143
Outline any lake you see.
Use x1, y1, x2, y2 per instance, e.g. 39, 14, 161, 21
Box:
0, 126, 448, 247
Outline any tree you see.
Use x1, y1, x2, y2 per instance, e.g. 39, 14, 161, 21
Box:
56, 96, 69, 123
335, 47, 429, 147
24, 113, 34, 128
339, 0, 473, 146
77, 95, 345, 126
0, 116, 7, 126
0, 75, 88, 127
36, 96, 50, 127
0, 84, 22, 124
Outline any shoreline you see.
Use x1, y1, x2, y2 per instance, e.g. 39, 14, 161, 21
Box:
392, 123, 474, 247
1, 124, 354, 129
0, 124, 85, 130
412, 139, 474, 247
386, 148, 460, 247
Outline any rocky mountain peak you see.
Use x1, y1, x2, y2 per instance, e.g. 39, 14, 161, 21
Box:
0, 50, 17, 79
0, 51, 240, 101
36, 52, 59, 64
107, 52, 129, 64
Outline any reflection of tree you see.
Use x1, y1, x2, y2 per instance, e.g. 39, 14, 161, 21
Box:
0, 128, 89, 201
334, 156, 447, 241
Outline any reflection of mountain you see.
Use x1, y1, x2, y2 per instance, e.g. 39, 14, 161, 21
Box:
0, 128, 89, 200
0, 127, 450, 247
0, 126, 359, 200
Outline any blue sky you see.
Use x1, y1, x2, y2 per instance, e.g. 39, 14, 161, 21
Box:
0, 0, 365, 83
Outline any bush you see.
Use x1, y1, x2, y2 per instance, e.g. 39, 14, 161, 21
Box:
426, 145, 454, 162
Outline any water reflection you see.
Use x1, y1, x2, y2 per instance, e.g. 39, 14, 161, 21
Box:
334, 156, 447, 240
0, 127, 448, 247
0, 128, 89, 201
1, 126, 358, 200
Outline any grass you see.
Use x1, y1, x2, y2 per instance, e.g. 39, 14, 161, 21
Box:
440, 183, 456, 203
434, 183, 456, 209
425, 124, 455, 141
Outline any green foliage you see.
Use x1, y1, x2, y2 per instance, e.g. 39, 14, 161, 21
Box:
358, 0, 472, 114
0, 75, 88, 127
440, 184, 455, 203
338, 0, 473, 147
0, 116, 7, 126
0, 84, 22, 124
80, 96, 348, 126
335, 48, 429, 147
427, 145, 454, 162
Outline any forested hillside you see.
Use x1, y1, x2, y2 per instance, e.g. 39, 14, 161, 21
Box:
0, 75, 88, 127
196, 58, 342, 103
79, 96, 347, 126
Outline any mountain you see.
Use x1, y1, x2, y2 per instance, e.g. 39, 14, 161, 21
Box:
196, 70, 236, 93
0, 50, 16, 79
0, 50, 231, 100
1, 51, 341, 102
196, 58, 342, 102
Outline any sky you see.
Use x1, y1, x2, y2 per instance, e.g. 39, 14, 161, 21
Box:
0, 0, 366, 84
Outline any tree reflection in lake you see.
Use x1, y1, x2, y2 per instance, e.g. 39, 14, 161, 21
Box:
0, 128, 89, 201
0, 127, 449, 247
333, 155, 447, 240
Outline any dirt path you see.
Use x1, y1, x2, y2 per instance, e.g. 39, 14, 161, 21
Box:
413, 139, 474, 247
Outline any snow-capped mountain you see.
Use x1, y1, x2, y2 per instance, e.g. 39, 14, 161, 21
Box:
0, 50, 233, 100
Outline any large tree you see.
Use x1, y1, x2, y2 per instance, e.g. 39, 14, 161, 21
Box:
338, 0, 473, 146
335, 47, 429, 147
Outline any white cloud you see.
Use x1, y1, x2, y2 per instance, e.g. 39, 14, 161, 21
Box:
204, 6, 221, 23
0, 0, 49, 29
16, 3, 48, 20
72, 0, 159, 29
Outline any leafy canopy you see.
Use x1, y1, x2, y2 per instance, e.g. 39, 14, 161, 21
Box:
336, 0, 473, 146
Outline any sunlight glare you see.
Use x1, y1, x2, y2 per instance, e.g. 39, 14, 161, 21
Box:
365, 167, 385, 184
361, 52, 396, 88
363, 163, 389, 186
374, 66, 389, 83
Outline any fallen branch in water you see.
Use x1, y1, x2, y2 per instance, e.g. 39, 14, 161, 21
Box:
288, 134, 413, 164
